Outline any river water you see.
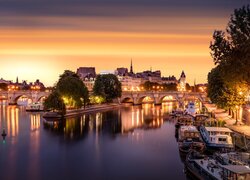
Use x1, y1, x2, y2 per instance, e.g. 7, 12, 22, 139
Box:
0, 102, 190, 180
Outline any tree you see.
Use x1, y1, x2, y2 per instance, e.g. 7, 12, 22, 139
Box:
163, 83, 177, 91
56, 70, 89, 108
0, 83, 8, 91
208, 5, 250, 111
93, 74, 121, 102
44, 91, 66, 115
210, 5, 250, 86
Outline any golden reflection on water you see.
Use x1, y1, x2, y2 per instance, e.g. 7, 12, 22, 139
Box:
6, 106, 19, 137
121, 103, 174, 133
30, 113, 41, 131
43, 102, 179, 139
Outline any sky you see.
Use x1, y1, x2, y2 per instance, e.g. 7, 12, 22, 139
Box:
0, 0, 249, 86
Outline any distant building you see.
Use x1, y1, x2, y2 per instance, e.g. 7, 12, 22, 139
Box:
178, 71, 186, 91
161, 76, 178, 84
0, 78, 11, 85
77, 67, 96, 79
100, 70, 116, 75
118, 76, 143, 91
76, 67, 96, 91
116, 68, 128, 76
130, 59, 134, 74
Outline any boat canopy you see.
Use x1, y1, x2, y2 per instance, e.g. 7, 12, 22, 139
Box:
205, 127, 233, 133
221, 165, 250, 174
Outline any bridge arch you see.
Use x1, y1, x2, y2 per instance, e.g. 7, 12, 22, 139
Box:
37, 95, 48, 102
138, 95, 154, 104
14, 95, 33, 105
121, 96, 134, 103
160, 95, 178, 102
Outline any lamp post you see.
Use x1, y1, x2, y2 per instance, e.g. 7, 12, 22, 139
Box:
235, 105, 239, 125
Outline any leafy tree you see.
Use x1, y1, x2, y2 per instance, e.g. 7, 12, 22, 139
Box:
44, 91, 66, 115
56, 70, 89, 108
163, 83, 177, 91
0, 83, 8, 91
93, 74, 121, 102
208, 5, 250, 111
210, 5, 250, 86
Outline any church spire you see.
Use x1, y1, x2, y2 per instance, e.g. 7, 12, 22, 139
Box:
130, 58, 134, 74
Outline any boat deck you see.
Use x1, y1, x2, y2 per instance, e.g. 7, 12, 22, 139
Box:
194, 159, 222, 180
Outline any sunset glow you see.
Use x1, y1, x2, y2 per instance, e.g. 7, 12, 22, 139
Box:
0, 0, 248, 85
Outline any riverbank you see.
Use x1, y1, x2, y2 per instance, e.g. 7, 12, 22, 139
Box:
203, 102, 250, 136
43, 103, 125, 119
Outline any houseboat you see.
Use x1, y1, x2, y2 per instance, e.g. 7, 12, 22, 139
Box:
26, 102, 44, 112
178, 125, 205, 153
175, 114, 194, 128
200, 126, 234, 149
186, 151, 250, 180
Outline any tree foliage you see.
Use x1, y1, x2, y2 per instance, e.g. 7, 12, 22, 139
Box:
0, 83, 8, 91
56, 70, 89, 108
208, 5, 250, 109
44, 70, 89, 112
210, 5, 250, 85
44, 91, 66, 115
141, 81, 177, 91
93, 74, 121, 102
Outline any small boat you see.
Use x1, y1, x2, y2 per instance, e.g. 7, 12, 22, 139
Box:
199, 126, 234, 149
186, 150, 250, 180
184, 102, 197, 116
170, 108, 184, 118
175, 114, 194, 128
26, 102, 44, 112
178, 125, 205, 153
2, 128, 7, 137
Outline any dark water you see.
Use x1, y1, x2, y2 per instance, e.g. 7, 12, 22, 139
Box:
0, 103, 188, 180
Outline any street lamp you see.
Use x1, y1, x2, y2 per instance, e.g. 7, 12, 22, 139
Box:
235, 105, 239, 125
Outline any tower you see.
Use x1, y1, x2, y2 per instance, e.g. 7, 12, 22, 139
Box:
16, 76, 19, 84
130, 59, 134, 74
179, 70, 186, 91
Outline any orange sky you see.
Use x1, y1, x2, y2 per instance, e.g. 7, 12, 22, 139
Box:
0, 15, 230, 86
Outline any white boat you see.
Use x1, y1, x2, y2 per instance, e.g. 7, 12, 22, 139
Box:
26, 102, 44, 112
178, 125, 205, 153
185, 102, 197, 116
186, 151, 250, 180
200, 126, 234, 149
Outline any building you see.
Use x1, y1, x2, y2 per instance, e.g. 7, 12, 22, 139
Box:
161, 76, 178, 84
100, 70, 116, 75
77, 67, 96, 79
76, 67, 96, 91
178, 71, 186, 91
116, 68, 128, 76
118, 76, 143, 91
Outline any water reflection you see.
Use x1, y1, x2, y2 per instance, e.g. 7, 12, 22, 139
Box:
30, 113, 41, 131
43, 103, 177, 141
0, 105, 20, 139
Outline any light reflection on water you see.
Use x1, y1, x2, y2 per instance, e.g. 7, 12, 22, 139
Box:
0, 102, 200, 180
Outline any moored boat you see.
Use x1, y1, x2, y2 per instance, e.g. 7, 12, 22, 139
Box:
200, 126, 234, 149
178, 125, 205, 153
186, 150, 250, 180
175, 114, 194, 128
26, 102, 44, 112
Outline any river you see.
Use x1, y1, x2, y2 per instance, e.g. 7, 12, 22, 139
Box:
0, 102, 192, 180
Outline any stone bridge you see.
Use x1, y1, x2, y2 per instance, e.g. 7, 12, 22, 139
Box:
0, 90, 51, 105
120, 91, 207, 105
